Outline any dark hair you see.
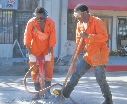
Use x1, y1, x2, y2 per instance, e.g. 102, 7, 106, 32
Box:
74, 4, 89, 13
35, 7, 45, 14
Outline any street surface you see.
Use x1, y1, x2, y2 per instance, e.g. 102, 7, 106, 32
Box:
0, 71, 127, 104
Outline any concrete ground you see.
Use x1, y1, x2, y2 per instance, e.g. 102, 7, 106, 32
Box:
0, 71, 127, 104
0, 56, 127, 76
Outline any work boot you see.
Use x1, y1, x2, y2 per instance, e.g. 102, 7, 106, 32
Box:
53, 88, 70, 98
94, 65, 113, 104
32, 83, 41, 100
102, 94, 113, 104
54, 95, 65, 104
44, 81, 54, 99
53, 88, 65, 103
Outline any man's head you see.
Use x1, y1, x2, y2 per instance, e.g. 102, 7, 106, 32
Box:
34, 7, 48, 24
74, 4, 89, 22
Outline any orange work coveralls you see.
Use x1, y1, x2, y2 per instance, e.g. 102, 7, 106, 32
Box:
24, 17, 56, 81
76, 14, 109, 66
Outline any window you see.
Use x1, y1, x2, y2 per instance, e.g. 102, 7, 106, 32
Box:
118, 19, 127, 38
117, 18, 127, 48
0, 10, 13, 44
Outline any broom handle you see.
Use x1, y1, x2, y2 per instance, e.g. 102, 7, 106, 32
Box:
61, 38, 84, 93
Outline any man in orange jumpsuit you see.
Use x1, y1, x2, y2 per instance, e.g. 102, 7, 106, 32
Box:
54, 4, 113, 104
24, 7, 56, 100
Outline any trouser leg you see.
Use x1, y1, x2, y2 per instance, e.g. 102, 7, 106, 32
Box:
62, 59, 91, 98
29, 62, 41, 100
32, 83, 41, 100
34, 82, 41, 91
44, 81, 52, 99
44, 52, 54, 99
45, 52, 54, 81
94, 65, 113, 104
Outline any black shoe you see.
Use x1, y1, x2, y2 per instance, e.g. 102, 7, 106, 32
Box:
102, 100, 113, 104
53, 89, 65, 103
44, 91, 55, 99
102, 94, 113, 104
44, 81, 56, 99
32, 94, 40, 100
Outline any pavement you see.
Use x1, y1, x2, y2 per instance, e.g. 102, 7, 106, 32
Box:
0, 56, 127, 104
0, 71, 127, 104
0, 56, 127, 76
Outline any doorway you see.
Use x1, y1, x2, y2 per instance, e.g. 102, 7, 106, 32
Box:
13, 11, 32, 57
100, 17, 113, 50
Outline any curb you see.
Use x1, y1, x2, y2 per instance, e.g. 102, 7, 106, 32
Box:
0, 64, 127, 76
54, 64, 127, 73
0, 65, 29, 76
88, 64, 127, 72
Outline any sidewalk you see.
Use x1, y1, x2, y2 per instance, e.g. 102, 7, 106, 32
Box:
0, 71, 127, 104
55, 55, 127, 73
89, 56, 127, 72
0, 56, 127, 75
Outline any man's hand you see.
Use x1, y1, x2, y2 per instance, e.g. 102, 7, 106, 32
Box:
45, 53, 52, 61
29, 54, 36, 62
80, 31, 89, 38
70, 55, 77, 63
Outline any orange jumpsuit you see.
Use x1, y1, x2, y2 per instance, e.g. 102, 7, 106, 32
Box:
76, 14, 109, 66
24, 17, 56, 81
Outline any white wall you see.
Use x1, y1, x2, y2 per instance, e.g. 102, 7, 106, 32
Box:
39, 0, 68, 57
39, 0, 59, 57
60, 0, 68, 56
112, 16, 117, 50
0, 44, 13, 58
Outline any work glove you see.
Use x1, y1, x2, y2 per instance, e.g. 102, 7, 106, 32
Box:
29, 54, 36, 62
45, 53, 52, 61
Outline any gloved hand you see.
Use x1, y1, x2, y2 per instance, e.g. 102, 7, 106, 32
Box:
45, 53, 52, 61
29, 54, 36, 62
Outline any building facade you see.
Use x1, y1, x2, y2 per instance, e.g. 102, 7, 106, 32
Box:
39, 0, 127, 58
0, 0, 38, 58
0, 0, 127, 58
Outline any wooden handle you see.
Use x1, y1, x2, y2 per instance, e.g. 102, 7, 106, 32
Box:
61, 38, 84, 93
